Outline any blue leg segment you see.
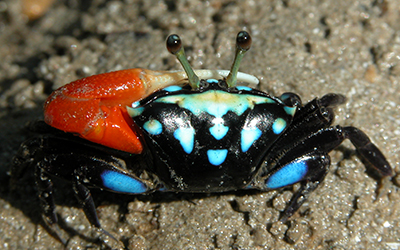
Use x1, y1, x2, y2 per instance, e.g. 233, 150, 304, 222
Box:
265, 153, 327, 189
100, 170, 148, 193
263, 152, 330, 221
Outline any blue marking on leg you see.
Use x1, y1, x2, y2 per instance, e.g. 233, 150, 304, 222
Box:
266, 160, 308, 189
209, 123, 229, 140
163, 85, 182, 92
241, 127, 262, 152
174, 127, 195, 154
207, 149, 228, 166
272, 118, 287, 134
101, 170, 147, 194
143, 119, 163, 135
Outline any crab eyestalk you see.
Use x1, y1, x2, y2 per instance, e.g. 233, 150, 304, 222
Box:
226, 31, 252, 88
166, 34, 200, 89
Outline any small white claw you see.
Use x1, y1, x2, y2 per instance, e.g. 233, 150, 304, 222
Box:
139, 69, 260, 95
210, 70, 260, 87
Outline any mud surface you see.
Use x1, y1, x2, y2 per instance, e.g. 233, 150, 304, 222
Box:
1, 0, 399, 249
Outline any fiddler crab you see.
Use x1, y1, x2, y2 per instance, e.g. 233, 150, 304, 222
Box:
13, 31, 393, 244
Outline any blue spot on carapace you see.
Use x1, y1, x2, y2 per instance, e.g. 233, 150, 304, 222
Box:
236, 86, 252, 91
101, 170, 147, 194
284, 106, 296, 116
207, 79, 219, 83
207, 149, 228, 166
143, 119, 163, 135
174, 127, 195, 154
155, 91, 275, 119
241, 127, 262, 152
163, 85, 182, 92
265, 160, 308, 189
209, 123, 229, 140
272, 118, 286, 134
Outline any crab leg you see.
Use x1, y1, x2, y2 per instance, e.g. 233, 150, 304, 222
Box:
258, 124, 392, 221
265, 152, 331, 222
22, 133, 158, 240
253, 93, 392, 220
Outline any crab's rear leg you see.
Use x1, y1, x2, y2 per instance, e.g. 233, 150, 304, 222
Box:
17, 132, 157, 243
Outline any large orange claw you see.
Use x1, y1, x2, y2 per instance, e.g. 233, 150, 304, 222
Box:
44, 68, 191, 154
44, 68, 148, 154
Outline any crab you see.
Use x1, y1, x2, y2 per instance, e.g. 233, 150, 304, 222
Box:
13, 31, 393, 243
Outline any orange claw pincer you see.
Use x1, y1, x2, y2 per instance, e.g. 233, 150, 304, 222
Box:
44, 68, 193, 154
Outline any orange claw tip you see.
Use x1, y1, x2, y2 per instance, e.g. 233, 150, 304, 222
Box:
81, 106, 144, 154
44, 95, 143, 154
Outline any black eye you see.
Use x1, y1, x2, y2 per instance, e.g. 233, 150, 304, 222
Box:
198, 80, 210, 89
218, 80, 228, 89
237, 31, 252, 51
166, 34, 182, 54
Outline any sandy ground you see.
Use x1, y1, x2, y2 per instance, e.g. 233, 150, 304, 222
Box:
1, 0, 399, 249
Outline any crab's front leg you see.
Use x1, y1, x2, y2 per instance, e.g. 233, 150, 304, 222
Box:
253, 94, 392, 221
263, 151, 331, 222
